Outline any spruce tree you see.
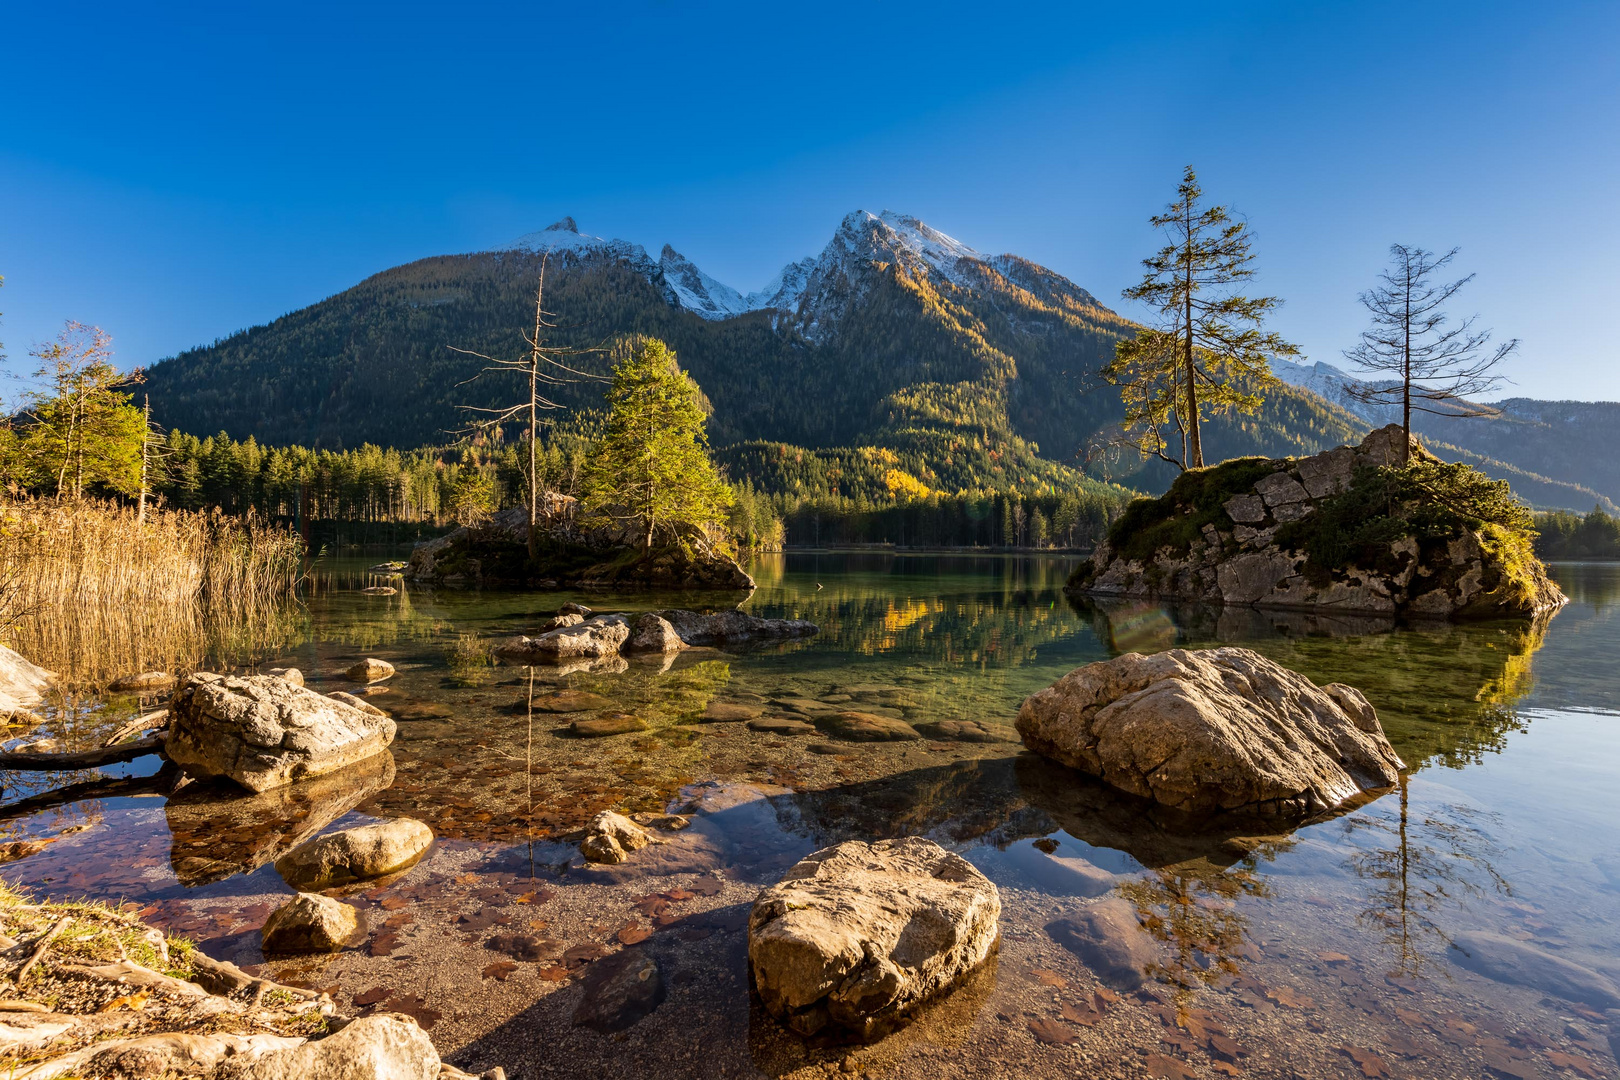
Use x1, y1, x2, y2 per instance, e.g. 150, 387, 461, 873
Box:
1103, 167, 1297, 470
583, 338, 733, 550
1343, 244, 1517, 465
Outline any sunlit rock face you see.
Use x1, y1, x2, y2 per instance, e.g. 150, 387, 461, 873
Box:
748, 837, 1000, 1041
1072, 426, 1566, 621
167, 673, 396, 792
1016, 647, 1403, 817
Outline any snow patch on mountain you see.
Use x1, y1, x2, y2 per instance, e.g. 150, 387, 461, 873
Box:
659, 245, 749, 320
510, 218, 658, 274
1271, 358, 1399, 425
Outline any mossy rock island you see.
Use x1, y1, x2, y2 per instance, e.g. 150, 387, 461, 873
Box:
1069, 426, 1565, 621
407, 504, 754, 591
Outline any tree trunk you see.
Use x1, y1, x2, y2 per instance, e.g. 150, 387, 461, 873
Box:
1401, 284, 1412, 467
1182, 199, 1203, 469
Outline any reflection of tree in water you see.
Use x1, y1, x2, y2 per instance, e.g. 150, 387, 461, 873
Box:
1075, 597, 1548, 770
1340, 776, 1509, 977
1118, 865, 1267, 999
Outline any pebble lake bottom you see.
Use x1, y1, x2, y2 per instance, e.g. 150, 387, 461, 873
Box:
4, 553, 1619, 1080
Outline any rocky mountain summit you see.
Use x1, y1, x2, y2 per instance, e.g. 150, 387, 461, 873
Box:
1070, 426, 1567, 621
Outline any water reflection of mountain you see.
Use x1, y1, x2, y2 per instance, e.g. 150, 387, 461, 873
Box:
1074, 598, 1548, 771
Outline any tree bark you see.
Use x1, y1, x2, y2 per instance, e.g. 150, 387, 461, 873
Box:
0, 735, 165, 771
1183, 202, 1202, 469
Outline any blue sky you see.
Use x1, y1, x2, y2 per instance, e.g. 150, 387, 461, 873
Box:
2, 0, 1616, 403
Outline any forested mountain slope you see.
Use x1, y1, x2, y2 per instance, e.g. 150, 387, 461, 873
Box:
143, 212, 1367, 498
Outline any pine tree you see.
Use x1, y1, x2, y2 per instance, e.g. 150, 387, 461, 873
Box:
1104, 167, 1297, 470
583, 339, 733, 550
1344, 244, 1518, 465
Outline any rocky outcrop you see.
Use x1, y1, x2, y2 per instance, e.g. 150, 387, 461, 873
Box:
216, 1013, 440, 1079
748, 837, 1001, 1039
1016, 648, 1403, 817
261, 893, 365, 954
624, 613, 685, 654
275, 818, 434, 890
1072, 426, 1566, 621
652, 608, 820, 647
167, 674, 397, 793
405, 505, 754, 591
495, 615, 630, 663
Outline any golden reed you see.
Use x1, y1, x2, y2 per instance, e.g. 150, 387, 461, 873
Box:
0, 498, 306, 690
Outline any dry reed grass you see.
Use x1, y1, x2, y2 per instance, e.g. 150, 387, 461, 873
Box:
0, 498, 306, 689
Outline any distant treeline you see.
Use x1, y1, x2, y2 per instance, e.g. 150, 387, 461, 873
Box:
136, 429, 1120, 551
1535, 508, 1620, 559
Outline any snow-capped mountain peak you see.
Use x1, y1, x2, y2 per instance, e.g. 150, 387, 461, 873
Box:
658, 245, 749, 320
509, 219, 655, 270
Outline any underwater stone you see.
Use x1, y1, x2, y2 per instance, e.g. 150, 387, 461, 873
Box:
275, 817, 434, 890
261, 892, 365, 954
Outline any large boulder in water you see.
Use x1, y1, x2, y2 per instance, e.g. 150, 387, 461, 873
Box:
496, 615, 630, 662
652, 609, 819, 647
167, 673, 396, 793
275, 818, 434, 890
748, 837, 1000, 1040
1015, 647, 1403, 816
0, 644, 53, 717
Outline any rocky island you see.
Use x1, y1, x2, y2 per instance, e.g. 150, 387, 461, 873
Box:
1069, 426, 1566, 620
406, 505, 754, 591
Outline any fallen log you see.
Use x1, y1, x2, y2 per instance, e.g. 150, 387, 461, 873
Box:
101, 711, 168, 748
0, 736, 165, 772
0, 767, 175, 822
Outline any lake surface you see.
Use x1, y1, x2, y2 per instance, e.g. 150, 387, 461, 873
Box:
4, 553, 1619, 1079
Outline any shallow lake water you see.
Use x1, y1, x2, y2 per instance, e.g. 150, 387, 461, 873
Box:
4, 553, 1619, 1079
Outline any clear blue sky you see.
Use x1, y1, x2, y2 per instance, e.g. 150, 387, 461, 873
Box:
2, 0, 1616, 403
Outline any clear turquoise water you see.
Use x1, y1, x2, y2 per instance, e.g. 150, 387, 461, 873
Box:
3, 553, 1618, 1077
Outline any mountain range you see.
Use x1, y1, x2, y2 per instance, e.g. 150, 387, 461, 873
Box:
141, 211, 1614, 510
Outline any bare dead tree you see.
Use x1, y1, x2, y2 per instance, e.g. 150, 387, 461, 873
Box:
1344, 245, 1519, 464
450, 256, 602, 562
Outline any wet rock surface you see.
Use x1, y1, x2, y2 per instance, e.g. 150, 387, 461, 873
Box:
167, 673, 397, 793
580, 811, 653, 865
345, 658, 395, 683
496, 616, 630, 663
1016, 647, 1404, 815
108, 670, 176, 693
276, 818, 435, 890
652, 609, 820, 647
748, 837, 1001, 1039
625, 613, 685, 654
814, 711, 922, 742
569, 712, 647, 737
261, 892, 366, 954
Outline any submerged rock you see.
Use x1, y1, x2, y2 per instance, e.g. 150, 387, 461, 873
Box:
108, 671, 176, 693
624, 613, 685, 654
913, 720, 1020, 743
1449, 931, 1620, 1008
345, 658, 395, 683
167, 673, 397, 793
1016, 648, 1403, 816
749, 716, 817, 735
699, 701, 762, 723
1045, 898, 1158, 990
527, 689, 614, 713
266, 667, 304, 687
569, 712, 647, 737
580, 811, 652, 864
815, 712, 921, 742
261, 892, 365, 954
275, 818, 434, 890
652, 609, 819, 647
572, 949, 664, 1033
495, 615, 630, 662
748, 837, 1001, 1040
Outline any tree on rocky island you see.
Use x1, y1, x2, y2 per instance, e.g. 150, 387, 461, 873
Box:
1103, 166, 1297, 471
583, 338, 734, 551
450, 256, 601, 562
1344, 244, 1518, 465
